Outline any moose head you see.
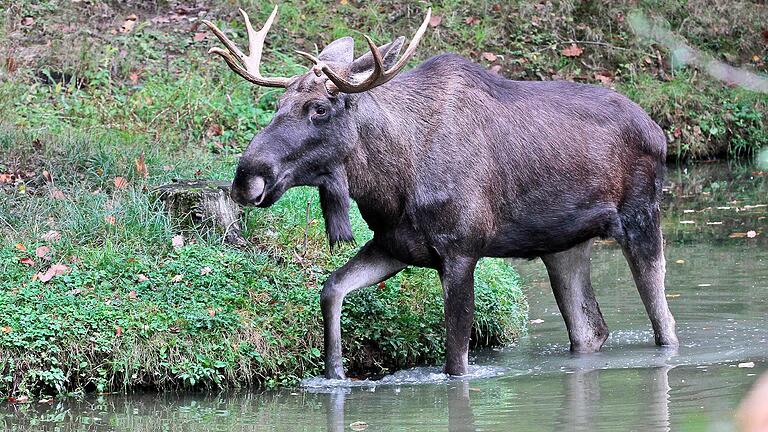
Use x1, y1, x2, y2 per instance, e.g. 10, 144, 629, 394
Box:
203, 7, 430, 247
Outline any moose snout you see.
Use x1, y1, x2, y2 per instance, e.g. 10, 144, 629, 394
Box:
230, 175, 266, 206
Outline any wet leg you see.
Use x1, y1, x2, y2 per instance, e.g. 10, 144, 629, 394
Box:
321, 241, 406, 379
440, 256, 478, 376
620, 214, 678, 347
541, 240, 609, 352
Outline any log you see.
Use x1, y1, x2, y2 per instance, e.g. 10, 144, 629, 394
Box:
153, 180, 246, 245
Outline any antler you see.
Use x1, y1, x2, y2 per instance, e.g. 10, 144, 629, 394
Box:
296, 8, 432, 94
202, 6, 293, 88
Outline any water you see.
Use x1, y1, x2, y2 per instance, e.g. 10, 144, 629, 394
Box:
4, 163, 767, 431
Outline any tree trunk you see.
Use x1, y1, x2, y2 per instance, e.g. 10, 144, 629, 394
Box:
153, 180, 246, 245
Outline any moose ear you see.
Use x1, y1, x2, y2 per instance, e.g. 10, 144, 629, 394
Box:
318, 36, 355, 64
349, 36, 406, 77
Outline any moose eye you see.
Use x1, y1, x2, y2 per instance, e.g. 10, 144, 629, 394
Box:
314, 106, 328, 117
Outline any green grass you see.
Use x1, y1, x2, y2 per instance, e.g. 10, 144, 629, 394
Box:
0, 128, 526, 397
1, 0, 766, 159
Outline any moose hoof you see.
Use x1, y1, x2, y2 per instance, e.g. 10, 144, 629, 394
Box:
570, 327, 609, 353
655, 332, 679, 348
443, 364, 468, 377
325, 365, 346, 380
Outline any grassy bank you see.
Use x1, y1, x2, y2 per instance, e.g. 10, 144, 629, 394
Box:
1, 0, 766, 160
0, 128, 526, 397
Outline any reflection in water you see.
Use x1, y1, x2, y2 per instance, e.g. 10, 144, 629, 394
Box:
448, 381, 476, 432
559, 365, 672, 432
2, 162, 767, 431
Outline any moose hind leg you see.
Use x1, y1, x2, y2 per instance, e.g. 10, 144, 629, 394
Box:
541, 240, 609, 353
321, 241, 406, 379
619, 207, 678, 347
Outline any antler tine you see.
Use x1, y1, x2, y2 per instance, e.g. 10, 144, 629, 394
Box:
203, 6, 292, 88
305, 8, 432, 94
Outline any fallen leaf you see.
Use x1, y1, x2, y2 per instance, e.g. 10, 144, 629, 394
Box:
594, 72, 613, 86
129, 71, 140, 85
21, 16, 34, 26
163, 165, 174, 171
19, 257, 35, 266
488, 64, 503, 75
104, 215, 116, 225
561, 44, 584, 57
377, 281, 386, 290
40, 230, 61, 242
42, 170, 52, 183
35, 245, 50, 259
738, 362, 755, 368
428, 15, 442, 27
747, 230, 757, 238
200, 266, 212, 275
116, 326, 123, 337
114, 176, 128, 189
0, 173, 13, 183
206, 123, 223, 137
171, 274, 183, 283
69, 288, 82, 295
729, 232, 747, 238
193, 32, 206, 42
137, 274, 149, 282
9, 395, 29, 404
350, 421, 369, 431
37, 263, 70, 283
207, 308, 216, 317
14, 243, 26, 251
128, 290, 137, 299
38, 398, 52, 404
120, 14, 138, 33
4, 56, 17, 73
465, 16, 480, 25
135, 152, 148, 178
482, 52, 497, 62
491, 4, 502, 12
50, 189, 66, 200
171, 234, 185, 248
1, 326, 12, 334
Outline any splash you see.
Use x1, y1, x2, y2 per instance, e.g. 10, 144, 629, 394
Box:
301, 364, 507, 389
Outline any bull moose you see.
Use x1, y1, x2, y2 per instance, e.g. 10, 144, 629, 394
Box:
203, 7, 678, 379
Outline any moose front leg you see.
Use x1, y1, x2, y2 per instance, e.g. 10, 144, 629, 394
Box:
321, 241, 406, 379
440, 256, 478, 376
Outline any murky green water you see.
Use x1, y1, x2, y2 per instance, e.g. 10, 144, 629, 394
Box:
4, 162, 767, 431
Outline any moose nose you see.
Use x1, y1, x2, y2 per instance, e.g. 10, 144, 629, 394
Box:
230, 176, 266, 206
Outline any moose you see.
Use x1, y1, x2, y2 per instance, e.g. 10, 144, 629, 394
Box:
203, 7, 678, 379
